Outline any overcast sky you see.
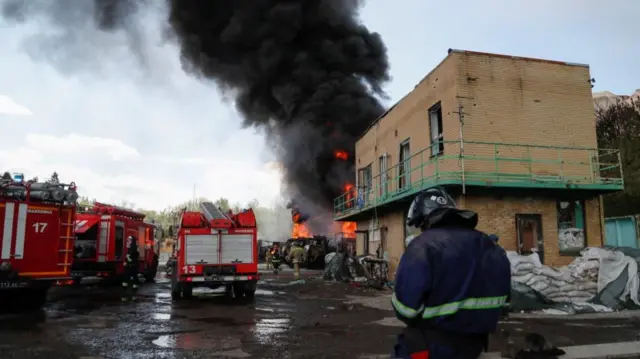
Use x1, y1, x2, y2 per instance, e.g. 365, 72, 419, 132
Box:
0, 0, 638, 210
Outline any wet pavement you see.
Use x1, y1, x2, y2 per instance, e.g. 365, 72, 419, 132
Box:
0, 267, 639, 359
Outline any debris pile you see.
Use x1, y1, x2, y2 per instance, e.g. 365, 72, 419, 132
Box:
508, 247, 640, 314
323, 252, 389, 289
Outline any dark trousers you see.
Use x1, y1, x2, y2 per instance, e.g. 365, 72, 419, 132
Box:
121, 266, 139, 301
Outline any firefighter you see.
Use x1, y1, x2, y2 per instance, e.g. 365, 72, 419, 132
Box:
265, 245, 273, 270
287, 241, 306, 280
121, 235, 140, 302
391, 186, 511, 359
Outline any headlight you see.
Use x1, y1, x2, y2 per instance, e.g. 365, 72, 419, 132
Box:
0, 261, 12, 272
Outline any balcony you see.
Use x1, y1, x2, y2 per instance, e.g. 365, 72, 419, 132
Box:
333, 140, 624, 220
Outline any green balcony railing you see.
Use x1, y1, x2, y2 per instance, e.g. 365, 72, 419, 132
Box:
333, 140, 624, 219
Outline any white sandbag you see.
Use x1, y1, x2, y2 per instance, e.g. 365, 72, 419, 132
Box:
530, 281, 549, 292
558, 284, 578, 292
576, 281, 598, 291
513, 268, 533, 276
547, 291, 570, 299
506, 251, 542, 268
525, 274, 548, 286
550, 279, 570, 287
549, 296, 570, 303
566, 290, 594, 299
515, 262, 535, 271
558, 228, 586, 251
512, 272, 535, 283
532, 266, 570, 280
540, 286, 561, 296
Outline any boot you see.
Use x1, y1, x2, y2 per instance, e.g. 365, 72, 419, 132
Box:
121, 281, 130, 302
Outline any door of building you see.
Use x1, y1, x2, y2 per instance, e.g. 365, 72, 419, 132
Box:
515, 214, 544, 264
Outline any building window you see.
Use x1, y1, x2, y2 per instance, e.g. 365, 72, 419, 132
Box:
429, 103, 444, 157
557, 200, 587, 253
378, 153, 389, 197
357, 164, 372, 204
398, 139, 410, 190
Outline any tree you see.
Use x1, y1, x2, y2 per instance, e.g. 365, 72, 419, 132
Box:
213, 197, 231, 212
596, 98, 640, 216
1, 172, 12, 180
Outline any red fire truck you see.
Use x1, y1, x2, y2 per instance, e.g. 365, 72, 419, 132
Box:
171, 202, 258, 300
0, 176, 79, 309
72, 202, 159, 283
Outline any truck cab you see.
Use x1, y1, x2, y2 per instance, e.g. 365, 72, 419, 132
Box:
0, 176, 79, 310
171, 202, 259, 300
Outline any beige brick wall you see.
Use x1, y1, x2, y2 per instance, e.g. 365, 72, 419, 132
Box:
354, 50, 599, 190
461, 195, 603, 266
355, 54, 459, 200
454, 51, 598, 180
375, 195, 604, 274
356, 211, 406, 279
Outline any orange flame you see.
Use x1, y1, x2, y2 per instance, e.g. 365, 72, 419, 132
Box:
292, 222, 312, 239
334, 150, 348, 161
341, 182, 356, 238
291, 210, 313, 239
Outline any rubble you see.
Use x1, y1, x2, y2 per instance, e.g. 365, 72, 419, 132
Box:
323, 252, 390, 289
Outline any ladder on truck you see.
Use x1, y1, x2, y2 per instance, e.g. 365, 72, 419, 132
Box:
200, 202, 231, 222
199, 202, 233, 270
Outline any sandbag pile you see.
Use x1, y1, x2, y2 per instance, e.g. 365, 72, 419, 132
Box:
507, 251, 599, 303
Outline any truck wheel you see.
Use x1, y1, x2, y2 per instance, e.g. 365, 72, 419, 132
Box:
144, 264, 158, 283
224, 284, 234, 299
20, 288, 48, 311
170, 270, 182, 300
244, 289, 256, 299
182, 285, 193, 299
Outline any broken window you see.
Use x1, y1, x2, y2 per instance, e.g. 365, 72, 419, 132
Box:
357, 164, 372, 204
429, 103, 444, 156
398, 140, 411, 190
378, 153, 389, 196
556, 200, 586, 252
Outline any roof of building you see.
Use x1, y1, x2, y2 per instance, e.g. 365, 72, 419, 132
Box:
358, 49, 590, 142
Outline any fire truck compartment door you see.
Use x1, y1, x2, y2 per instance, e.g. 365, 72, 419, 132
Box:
220, 234, 253, 264
185, 234, 219, 265
74, 217, 100, 234
2, 203, 69, 274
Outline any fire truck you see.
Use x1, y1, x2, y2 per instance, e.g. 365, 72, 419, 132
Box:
0, 175, 79, 309
171, 202, 258, 300
72, 202, 159, 283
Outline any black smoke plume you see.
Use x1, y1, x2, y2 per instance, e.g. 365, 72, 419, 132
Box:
1, 0, 390, 219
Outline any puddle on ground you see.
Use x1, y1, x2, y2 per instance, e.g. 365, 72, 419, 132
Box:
251, 318, 290, 344
256, 289, 275, 296
152, 313, 171, 320
152, 332, 241, 350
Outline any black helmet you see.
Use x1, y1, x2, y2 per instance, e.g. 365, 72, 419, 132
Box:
408, 186, 479, 230
406, 186, 456, 229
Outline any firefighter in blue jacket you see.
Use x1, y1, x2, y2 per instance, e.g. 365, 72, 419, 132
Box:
122, 236, 140, 302
391, 186, 511, 359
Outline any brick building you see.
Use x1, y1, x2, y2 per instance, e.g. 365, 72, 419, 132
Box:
333, 49, 624, 277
